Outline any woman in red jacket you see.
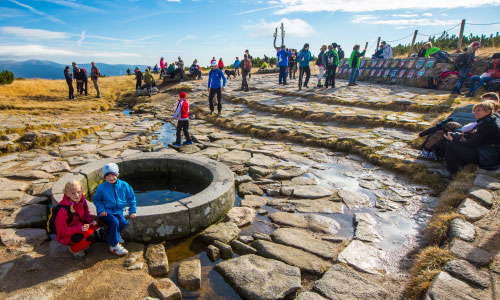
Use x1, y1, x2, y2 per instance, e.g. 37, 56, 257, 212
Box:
218, 58, 224, 71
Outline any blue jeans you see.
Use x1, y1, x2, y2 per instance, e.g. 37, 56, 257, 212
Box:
100, 213, 128, 247
279, 66, 288, 84
452, 67, 470, 93
349, 67, 359, 83
469, 75, 495, 95
433, 50, 451, 63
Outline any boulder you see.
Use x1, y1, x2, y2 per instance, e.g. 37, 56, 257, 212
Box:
238, 235, 254, 244
252, 240, 332, 274
0, 262, 14, 281
271, 227, 338, 260
449, 239, 493, 267
237, 182, 264, 196
225, 207, 256, 227
444, 259, 489, 289
151, 278, 182, 300
178, 259, 201, 291
197, 222, 240, 244
449, 218, 475, 242
213, 240, 233, 259
292, 185, 335, 199
337, 240, 385, 275
206, 245, 221, 261
338, 190, 371, 208
424, 271, 488, 300
269, 212, 340, 235
214, 254, 301, 300
146, 244, 169, 277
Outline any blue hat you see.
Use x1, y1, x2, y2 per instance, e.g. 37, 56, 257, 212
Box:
102, 163, 119, 177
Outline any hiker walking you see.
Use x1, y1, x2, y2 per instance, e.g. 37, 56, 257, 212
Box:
288, 49, 297, 80
245, 50, 253, 78
234, 57, 240, 76
207, 61, 226, 115
241, 54, 252, 92
64, 66, 74, 100
134, 67, 143, 90
276, 45, 290, 85
91, 61, 101, 98
297, 43, 313, 90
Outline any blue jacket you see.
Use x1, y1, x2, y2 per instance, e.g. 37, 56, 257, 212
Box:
277, 50, 290, 67
234, 60, 240, 68
208, 68, 226, 89
92, 179, 137, 215
297, 48, 313, 67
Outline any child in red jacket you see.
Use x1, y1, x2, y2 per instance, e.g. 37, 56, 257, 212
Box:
172, 91, 192, 146
55, 180, 98, 259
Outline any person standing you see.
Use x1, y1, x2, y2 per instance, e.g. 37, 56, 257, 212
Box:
72, 62, 80, 94
76, 67, 88, 95
276, 45, 290, 85
90, 61, 101, 98
218, 58, 224, 71
288, 49, 296, 80
143, 68, 154, 97
127, 68, 131, 76
172, 91, 193, 146
316, 45, 327, 87
348, 44, 366, 86
452, 41, 480, 95
134, 67, 143, 90
245, 50, 253, 78
176, 57, 185, 81
159, 57, 165, 78
325, 43, 339, 88
241, 54, 252, 92
337, 45, 345, 61
64, 66, 74, 100
207, 61, 226, 115
234, 57, 240, 76
297, 43, 313, 90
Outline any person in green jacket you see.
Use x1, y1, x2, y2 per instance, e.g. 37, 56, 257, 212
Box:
348, 44, 366, 86
325, 43, 339, 88
422, 42, 452, 63
143, 68, 154, 97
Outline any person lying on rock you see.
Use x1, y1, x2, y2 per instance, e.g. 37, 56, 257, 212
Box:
93, 163, 137, 256
422, 42, 452, 63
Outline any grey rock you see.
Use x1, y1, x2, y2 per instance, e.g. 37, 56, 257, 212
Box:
237, 182, 264, 196
0, 190, 24, 201
458, 198, 489, 221
288, 199, 343, 214
338, 190, 371, 208
247, 154, 277, 168
271, 167, 306, 180
252, 239, 332, 274
449, 239, 493, 267
235, 175, 252, 185
291, 177, 318, 185
238, 235, 254, 244
151, 278, 181, 300
0, 204, 48, 228
473, 174, 500, 190
0, 228, 47, 247
178, 259, 201, 291
337, 240, 385, 275
449, 218, 475, 242
0, 262, 15, 281
444, 259, 490, 288
16, 194, 47, 206
218, 150, 251, 165
292, 185, 335, 199
230, 240, 257, 255
468, 188, 493, 208
0, 177, 29, 191
37, 161, 71, 173
253, 232, 272, 241
248, 166, 273, 177
214, 254, 301, 300
146, 243, 169, 277
271, 227, 338, 260
198, 222, 240, 244
225, 207, 256, 227
354, 213, 381, 242
269, 212, 340, 235
213, 240, 233, 259
66, 153, 101, 166
280, 185, 294, 196
296, 291, 327, 300
206, 245, 221, 261
257, 209, 268, 215
313, 264, 387, 300
424, 271, 488, 300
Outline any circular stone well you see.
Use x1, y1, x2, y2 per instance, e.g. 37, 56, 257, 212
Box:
50, 153, 235, 242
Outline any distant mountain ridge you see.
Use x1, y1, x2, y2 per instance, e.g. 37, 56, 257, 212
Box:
0, 59, 149, 79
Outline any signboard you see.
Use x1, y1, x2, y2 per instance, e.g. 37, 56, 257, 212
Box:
407, 59, 416, 69
398, 70, 406, 78
415, 59, 426, 69
370, 69, 378, 77
390, 69, 398, 78
399, 59, 407, 68
383, 69, 391, 77
376, 60, 385, 68
376, 69, 384, 77
407, 70, 416, 78
383, 60, 392, 68
425, 59, 436, 69
416, 70, 426, 78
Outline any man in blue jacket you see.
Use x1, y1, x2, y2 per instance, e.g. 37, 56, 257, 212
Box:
207, 61, 227, 115
234, 57, 240, 76
277, 45, 290, 85
297, 43, 313, 90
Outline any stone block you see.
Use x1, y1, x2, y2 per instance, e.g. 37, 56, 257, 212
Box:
230, 240, 257, 255
468, 188, 493, 208
458, 198, 489, 221
151, 278, 182, 300
444, 259, 489, 289
146, 243, 169, 277
206, 245, 220, 261
213, 240, 233, 259
449, 218, 475, 242
178, 259, 201, 291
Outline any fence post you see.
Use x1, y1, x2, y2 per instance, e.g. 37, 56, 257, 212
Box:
408, 30, 418, 58
376, 37, 381, 49
457, 19, 466, 52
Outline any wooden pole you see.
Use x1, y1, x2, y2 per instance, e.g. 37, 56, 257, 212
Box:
408, 30, 418, 58
376, 37, 381, 49
457, 19, 466, 52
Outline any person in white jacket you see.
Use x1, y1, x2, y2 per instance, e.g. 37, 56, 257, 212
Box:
381, 41, 393, 59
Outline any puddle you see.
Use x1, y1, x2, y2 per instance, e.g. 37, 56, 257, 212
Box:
151, 122, 177, 146
122, 108, 131, 116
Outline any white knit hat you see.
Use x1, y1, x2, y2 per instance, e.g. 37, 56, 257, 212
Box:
102, 163, 119, 177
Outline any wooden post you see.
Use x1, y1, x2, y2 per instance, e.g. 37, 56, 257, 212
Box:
376, 37, 381, 49
408, 30, 418, 58
457, 19, 466, 52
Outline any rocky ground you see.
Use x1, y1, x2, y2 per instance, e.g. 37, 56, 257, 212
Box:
0, 73, 499, 300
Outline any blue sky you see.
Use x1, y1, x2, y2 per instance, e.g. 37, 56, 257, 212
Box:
0, 0, 499, 67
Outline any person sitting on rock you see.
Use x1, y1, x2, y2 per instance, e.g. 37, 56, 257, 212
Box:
172, 91, 193, 146
443, 101, 500, 175
380, 41, 393, 59
460, 93, 500, 133
55, 180, 98, 259
189, 59, 202, 80
93, 163, 137, 256
372, 45, 384, 59
167, 63, 176, 79
422, 42, 452, 63
465, 53, 500, 97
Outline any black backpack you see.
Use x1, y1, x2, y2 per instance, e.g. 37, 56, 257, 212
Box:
46, 204, 82, 235
338, 49, 345, 60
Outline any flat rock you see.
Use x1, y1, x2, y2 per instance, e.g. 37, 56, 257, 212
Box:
146, 243, 169, 277
235, 175, 252, 185
424, 271, 488, 300
271, 167, 306, 180
292, 185, 335, 199
444, 259, 490, 288
0, 177, 29, 191
449, 239, 493, 267
337, 240, 385, 275
151, 278, 181, 300
66, 153, 101, 166
313, 264, 387, 300
271, 227, 338, 260
238, 235, 254, 244
7, 170, 55, 180
252, 239, 332, 274
230, 240, 257, 255
474, 174, 500, 190
354, 213, 381, 242
0, 204, 48, 228
238, 182, 264, 196
37, 161, 71, 173
458, 198, 489, 221
269, 212, 340, 235
248, 166, 273, 177
214, 254, 301, 300
225, 207, 256, 227
198, 222, 240, 244
338, 190, 371, 208
449, 218, 475, 242
16, 194, 47, 206
291, 177, 318, 185
218, 150, 251, 165
288, 199, 343, 214
296, 292, 327, 300
178, 259, 201, 291
240, 195, 267, 208
247, 153, 277, 168
253, 232, 272, 241
0, 228, 47, 247
0, 190, 24, 201
468, 188, 493, 208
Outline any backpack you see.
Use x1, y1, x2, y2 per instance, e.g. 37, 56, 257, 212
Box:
242, 59, 252, 72
421, 122, 462, 159
427, 77, 439, 89
338, 49, 345, 60
46, 204, 81, 236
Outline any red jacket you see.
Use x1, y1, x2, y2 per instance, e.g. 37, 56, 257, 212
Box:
218, 60, 224, 68
173, 99, 189, 120
55, 194, 93, 245
486, 61, 500, 78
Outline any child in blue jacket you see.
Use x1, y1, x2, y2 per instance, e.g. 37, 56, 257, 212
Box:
93, 163, 136, 256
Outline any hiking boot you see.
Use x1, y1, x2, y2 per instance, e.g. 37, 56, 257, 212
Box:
464, 93, 474, 98
72, 250, 86, 260
347, 83, 355, 86
183, 141, 193, 145
109, 243, 128, 256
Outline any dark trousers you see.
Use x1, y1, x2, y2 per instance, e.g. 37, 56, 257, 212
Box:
445, 142, 478, 174
66, 81, 74, 99
298, 66, 310, 89
288, 64, 294, 79
191, 69, 202, 79
279, 66, 288, 84
145, 83, 152, 96
235, 67, 240, 76
452, 67, 470, 94
325, 65, 337, 88
242, 71, 249, 91
209, 88, 222, 113
136, 80, 142, 90
175, 120, 191, 144
78, 79, 88, 95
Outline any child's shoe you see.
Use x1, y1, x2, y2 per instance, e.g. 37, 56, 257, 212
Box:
110, 243, 129, 256
172, 142, 182, 147
72, 250, 86, 260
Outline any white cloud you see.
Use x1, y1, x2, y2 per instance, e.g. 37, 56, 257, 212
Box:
273, 0, 500, 14
77, 29, 86, 47
243, 18, 315, 38
176, 34, 196, 45
0, 26, 70, 39
235, 4, 281, 15
352, 15, 460, 27
391, 14, 418, 17
0, 44, 142, 57
167, 0, 181, 2
7, 0, 66, 24
423, 13, 433, 16
36, 0, 102, 12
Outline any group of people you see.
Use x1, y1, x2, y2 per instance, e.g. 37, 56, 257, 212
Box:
64, 62, 101, 100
